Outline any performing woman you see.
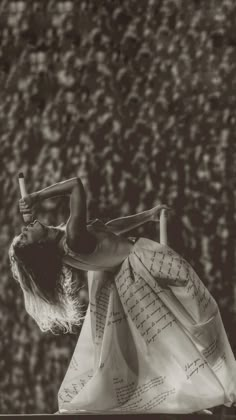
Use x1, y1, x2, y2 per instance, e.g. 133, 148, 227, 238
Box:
9, 177, 236, 414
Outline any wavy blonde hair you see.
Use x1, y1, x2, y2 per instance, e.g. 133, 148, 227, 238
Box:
9, 233, 85, 334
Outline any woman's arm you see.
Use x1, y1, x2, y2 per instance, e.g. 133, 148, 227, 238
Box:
65, 179, 96, 253
19, 177, 96, 253
33, 177, 81, 202
105, 205, 170, 235
19, 177, 81, 210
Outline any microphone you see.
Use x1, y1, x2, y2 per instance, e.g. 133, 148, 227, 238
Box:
160, 209, 168, 245
18, 172, 33, 223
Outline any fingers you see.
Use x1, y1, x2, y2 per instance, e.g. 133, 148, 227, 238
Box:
158, 206, 174, 220
19, 202, 31, 209
19, 198, 28, 207
157, 205, 173, 213
19, 200, 32, 214
160, 204, 172, 210
19, 208, 32, 214
163, 205, 174, 211
19, 194, 33, 209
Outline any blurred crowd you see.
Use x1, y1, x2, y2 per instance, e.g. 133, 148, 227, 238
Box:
0, 0, 235, 414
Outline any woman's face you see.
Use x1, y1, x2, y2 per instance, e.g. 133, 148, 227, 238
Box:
19, 220, 48, 245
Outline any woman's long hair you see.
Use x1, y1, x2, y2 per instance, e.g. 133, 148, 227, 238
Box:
9, 227, 85, 334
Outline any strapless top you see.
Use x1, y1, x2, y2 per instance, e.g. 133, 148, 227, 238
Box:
60, 219, 135, 272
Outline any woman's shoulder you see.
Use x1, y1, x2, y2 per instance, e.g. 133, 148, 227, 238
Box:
59, 220, 99, 257
58, 218, 108, 258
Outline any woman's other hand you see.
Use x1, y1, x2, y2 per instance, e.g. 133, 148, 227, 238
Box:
150, 204, 172, 222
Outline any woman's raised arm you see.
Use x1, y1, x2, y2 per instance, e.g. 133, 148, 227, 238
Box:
19, 177, 84, 212
34, 177, 81, 201
19, 177, 96, 254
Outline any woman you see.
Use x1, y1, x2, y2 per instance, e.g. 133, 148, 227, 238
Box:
9, 177, 236, 414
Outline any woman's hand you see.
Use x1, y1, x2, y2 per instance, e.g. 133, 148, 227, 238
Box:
150, 204, 172, 222
19, 192, 39, 214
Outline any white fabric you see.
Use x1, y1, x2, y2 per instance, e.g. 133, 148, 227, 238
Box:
58, 239, 236, 414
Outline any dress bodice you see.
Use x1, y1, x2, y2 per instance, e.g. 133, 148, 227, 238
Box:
60, 219, 134, 272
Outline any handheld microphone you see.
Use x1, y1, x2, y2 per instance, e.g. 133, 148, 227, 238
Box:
160, 209, 168, 245
18, 172, 33, 223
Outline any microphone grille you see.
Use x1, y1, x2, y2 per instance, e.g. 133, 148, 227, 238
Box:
18, 172, 24, 178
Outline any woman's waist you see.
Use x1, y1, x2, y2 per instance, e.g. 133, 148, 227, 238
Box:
94, 236, 135, 267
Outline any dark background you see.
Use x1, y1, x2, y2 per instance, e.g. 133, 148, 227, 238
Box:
0, 0, 235, 414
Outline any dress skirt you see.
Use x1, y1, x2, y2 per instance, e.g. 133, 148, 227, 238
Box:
58, 238, 236, 414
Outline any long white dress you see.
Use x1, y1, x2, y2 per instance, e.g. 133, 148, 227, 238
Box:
57, 221, 236, 414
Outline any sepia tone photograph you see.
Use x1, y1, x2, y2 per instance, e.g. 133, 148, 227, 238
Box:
0, 0, 235, 419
